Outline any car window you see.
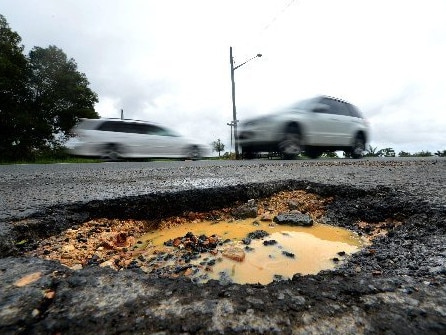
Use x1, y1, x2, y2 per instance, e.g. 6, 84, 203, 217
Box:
318, 98, 338, 115
98, 121, 128, 132
95, 120, 181, 136
333, 101, 351, 116
319, 98, 352, 116
144, 125, 161, 135
76, 119, 100, 130
144, 125, 179, 137
290, 98, 316, 110
97, 121, 147, 134
347, 105, 363, 118
128, 123, 149, 134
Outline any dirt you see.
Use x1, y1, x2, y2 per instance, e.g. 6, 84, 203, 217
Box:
23, 190, 366, 284
0, 158, 445, 334
23, 191, 333, 270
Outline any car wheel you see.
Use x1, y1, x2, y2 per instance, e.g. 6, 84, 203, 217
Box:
279, 125, 302, 159
351, 135, 365, 159
102, 143, 122, 161
186, 146, 201, 161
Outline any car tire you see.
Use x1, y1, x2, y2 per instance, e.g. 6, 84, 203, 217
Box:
351, 135, 365, 159
102, 143, 122, 161
186, 146, 201, 161
279, 124, 302, 159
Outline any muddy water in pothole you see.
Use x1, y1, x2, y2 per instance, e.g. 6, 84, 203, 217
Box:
136, 219, 365, 285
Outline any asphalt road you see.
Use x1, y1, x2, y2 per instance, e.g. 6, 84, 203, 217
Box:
1, 157, 444, 222
1, 157, 445, 334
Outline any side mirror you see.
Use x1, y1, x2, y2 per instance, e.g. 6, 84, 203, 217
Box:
311, 103, 329, 113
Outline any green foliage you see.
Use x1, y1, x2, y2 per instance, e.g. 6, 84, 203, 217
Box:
364, 146, 442, 158
364, 145, 380, 157
0, 146, 100, 164
28, 46, 98, 141
222, 152, 236, 160
398, 151, 411, 157
211, 139, 225, 157
412, 150, 433, 157
0, 15, 99, 161
0, 14, 32, 160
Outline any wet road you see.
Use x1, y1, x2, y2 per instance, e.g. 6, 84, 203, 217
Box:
1, 157, 446, 334
1, 157, 445, 222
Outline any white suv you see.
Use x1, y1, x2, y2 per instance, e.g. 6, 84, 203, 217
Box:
238, 96, 369, 159
67, 118, 208, 160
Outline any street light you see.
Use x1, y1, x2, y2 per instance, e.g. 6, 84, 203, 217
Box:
230, 46, 262, 159
226, 121, 235, 154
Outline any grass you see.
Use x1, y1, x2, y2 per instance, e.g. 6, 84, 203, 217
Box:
0, 156, 101, 165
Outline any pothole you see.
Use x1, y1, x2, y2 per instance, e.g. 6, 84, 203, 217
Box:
134, 219, 364, 284
25, 189, 396, 285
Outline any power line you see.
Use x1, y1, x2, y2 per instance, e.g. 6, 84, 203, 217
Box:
262, 0, 299, 31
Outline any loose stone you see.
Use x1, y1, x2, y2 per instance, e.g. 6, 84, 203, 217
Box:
282, 251, 295, 258
222, 247, 245, 262
273, 213, 314, 226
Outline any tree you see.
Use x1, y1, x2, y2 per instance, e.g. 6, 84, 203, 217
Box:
222, 151, 236, 159
398, 151, 411, 157
28, 45, 99, 148
412, 150, 433, 157
0, 15, 32, 160
211, 139, 225, 157
0, 15, 99, 160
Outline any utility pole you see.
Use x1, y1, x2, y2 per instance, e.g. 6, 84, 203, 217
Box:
227, 121, 235, 153
229, 46, 262, 159
230, 47, 239, 158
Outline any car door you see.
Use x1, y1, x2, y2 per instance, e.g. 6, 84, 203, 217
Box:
318, 98, 357, 146
95, 121, 137, 156
124, 123, 154, 156
328, 100, 357, 145
306, 98, 341, 145
144, 125, 184, 157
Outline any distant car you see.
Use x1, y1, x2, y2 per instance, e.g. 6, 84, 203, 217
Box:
238, 95, 369, 159
67, 118, 209, 160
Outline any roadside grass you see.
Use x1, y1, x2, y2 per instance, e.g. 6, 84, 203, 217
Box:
0, 148, 102, 165
0, 156, 102, 165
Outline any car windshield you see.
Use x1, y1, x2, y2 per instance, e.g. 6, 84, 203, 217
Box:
291, 98, 317, 109
279, 98, 317, 113
76, 119, 101, 130
152, 126, 181, 137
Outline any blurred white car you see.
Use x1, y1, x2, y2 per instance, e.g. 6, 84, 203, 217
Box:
67, 118, 209, 160
238, 95, 369, 159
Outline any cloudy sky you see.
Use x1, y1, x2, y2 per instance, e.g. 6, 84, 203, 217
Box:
2, 0, 445, 154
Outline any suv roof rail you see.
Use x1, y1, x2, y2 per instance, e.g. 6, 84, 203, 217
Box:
101, 118, 165, 125
104, 117, 152, 122
320, 95, 354, 105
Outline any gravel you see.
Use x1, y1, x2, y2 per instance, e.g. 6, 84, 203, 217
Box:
0, 157, 445, 334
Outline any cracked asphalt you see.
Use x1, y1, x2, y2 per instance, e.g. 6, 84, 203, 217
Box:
0, 157, 445, 334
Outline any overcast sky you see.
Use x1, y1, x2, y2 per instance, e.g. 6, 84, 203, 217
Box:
2, 0, 445, 154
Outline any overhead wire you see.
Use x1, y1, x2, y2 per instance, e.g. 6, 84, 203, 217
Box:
262, 0, 300, 32
236, 0, 300, 60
